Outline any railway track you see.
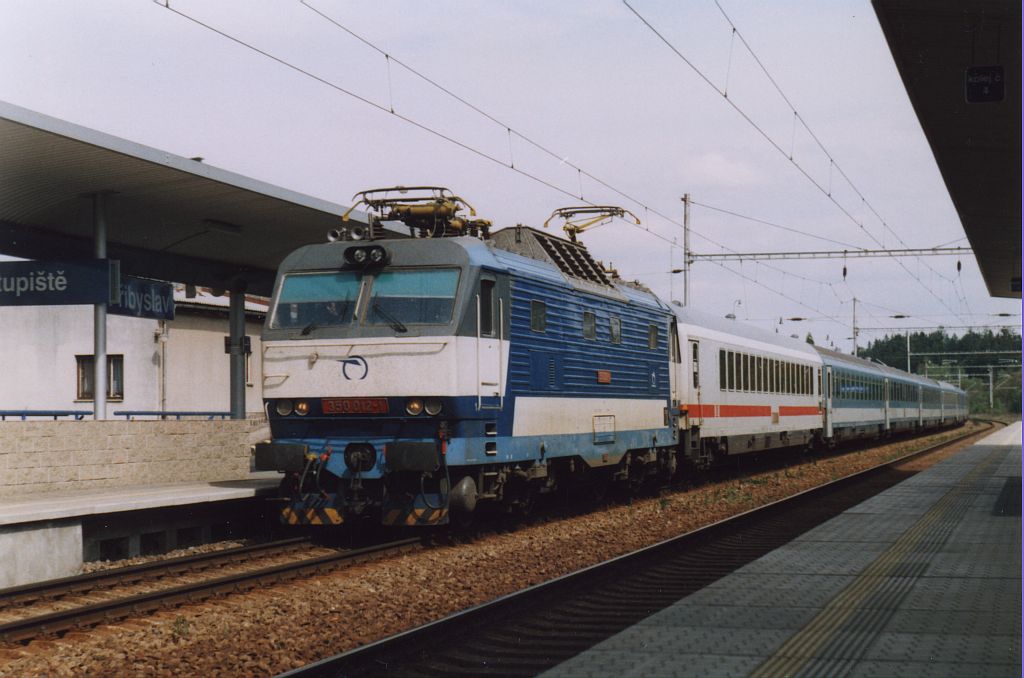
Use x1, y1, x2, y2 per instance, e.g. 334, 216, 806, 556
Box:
0, 537, 422, 644
286, 421, 996, 677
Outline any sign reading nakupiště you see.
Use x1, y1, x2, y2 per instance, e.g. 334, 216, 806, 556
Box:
0, 260, 110, 306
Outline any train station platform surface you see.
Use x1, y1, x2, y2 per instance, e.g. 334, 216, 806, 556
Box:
545, 422, 1023, 678
0, 473, 281, 588
0, 473, 280, 527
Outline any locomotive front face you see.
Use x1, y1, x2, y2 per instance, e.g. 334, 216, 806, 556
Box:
256, 238, 500, 526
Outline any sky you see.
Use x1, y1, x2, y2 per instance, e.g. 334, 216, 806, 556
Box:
0, 0, 1020, 354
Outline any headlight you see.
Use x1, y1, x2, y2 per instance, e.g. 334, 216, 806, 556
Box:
294, 400, 310, 416
424, 398, 443, 416
352, 248, 368, 264
405, 398, 424, 416
275, 399, 294, 416
369, 247, 385, 264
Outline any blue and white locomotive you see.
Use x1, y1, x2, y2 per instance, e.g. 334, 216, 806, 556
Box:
254, 187, 967, 527
256, 189, 677, 526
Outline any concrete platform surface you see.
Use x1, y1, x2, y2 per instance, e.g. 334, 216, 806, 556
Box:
0, 472, 280, 526
544, 422, 1022, 678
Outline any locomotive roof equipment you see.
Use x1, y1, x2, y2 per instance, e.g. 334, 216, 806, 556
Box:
543, 205, 640, 243
341, 186, 492, 241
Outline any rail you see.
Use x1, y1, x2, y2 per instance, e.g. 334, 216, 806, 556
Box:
0, 537, 423, 644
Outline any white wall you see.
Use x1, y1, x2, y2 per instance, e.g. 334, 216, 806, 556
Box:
163, 313, 264, 414
0, 305, 264, 416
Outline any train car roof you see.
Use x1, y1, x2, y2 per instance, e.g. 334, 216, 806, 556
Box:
673, 307, 821, 360
814, 345, 943, 387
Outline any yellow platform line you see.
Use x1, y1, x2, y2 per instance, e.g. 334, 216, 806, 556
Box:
751, 448, 1004, 677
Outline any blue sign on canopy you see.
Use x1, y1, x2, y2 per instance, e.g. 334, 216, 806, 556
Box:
109, 276, 175, 320
0, 260, 110, 306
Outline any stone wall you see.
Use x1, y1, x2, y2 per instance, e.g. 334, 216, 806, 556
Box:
0, 419, 257, 498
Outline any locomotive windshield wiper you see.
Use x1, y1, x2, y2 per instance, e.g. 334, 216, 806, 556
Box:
371, 301, 408, 333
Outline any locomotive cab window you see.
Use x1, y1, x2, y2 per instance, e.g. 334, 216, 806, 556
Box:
368, 269, 460, 326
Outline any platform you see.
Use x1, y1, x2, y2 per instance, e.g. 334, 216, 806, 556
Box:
0, 473, 280, 588
544, 422, 1022, 677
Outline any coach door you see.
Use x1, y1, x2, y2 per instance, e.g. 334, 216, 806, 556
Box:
476, 276, 503, 410
688, 339, 702, 425
823, 366, 833, 437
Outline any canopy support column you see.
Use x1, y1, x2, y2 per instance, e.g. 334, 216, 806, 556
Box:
228, 284, 247, 420
93, 193, 108, 421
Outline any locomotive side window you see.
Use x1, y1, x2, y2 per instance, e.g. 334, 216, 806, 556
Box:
583, 311, 596, 340
531, 300, 546, 332
648, 324, 659, 350
479, 279, 495, 336
609, 316, 622, 344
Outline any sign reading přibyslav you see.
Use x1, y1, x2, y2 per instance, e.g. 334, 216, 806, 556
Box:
0, 260, 110, 306
109, 276, 175, 320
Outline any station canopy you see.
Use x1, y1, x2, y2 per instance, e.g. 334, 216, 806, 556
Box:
0, 100, 367, 297
873, 0, 1022, 299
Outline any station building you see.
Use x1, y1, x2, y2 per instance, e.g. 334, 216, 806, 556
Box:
0, 286, 267, 417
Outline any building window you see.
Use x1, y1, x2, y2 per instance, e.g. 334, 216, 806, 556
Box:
76, 355, 124, 401
609, 316, 621, 344
583, 311, 596, 340
530, 300, 546, 333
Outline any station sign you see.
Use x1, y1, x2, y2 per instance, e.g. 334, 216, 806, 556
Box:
0, 260, 111, 306
109, 275, 175, 320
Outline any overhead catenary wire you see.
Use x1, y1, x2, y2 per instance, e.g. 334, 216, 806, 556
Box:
160, 2, 954, 334
623, 0, 969, 321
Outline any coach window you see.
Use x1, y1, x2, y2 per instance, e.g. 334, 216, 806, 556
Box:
76, 354, 124, 401
583, 311, 596, 340
742, 354, 750, 391
719, 350, 727, 389
609, 316, 622, 344
670, 323, 681, 363
530, 300, 546, 333
727, 351, 736, 390
648, 324, 659, 350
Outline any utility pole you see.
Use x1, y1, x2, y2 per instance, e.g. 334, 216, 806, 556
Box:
682, 193, 691, 307
852, 297, 858, 357
989, 367, 994, 409
906, 330, 911, 372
